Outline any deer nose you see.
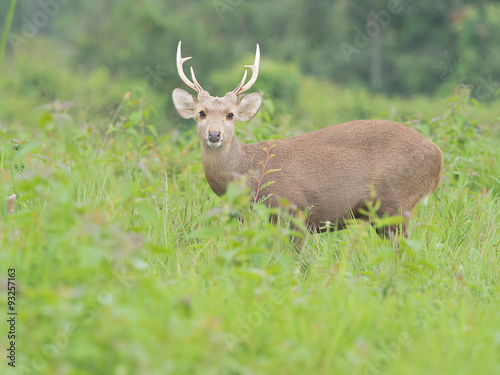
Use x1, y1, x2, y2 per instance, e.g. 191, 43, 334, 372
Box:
208, 131, 221, 143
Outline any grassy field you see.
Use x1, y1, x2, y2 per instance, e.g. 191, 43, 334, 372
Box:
1, 72, 499, 375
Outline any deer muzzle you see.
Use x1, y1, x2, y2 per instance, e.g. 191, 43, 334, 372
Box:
207, 130, 222, 148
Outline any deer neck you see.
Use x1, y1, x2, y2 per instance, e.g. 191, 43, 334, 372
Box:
200, 136, 252, 196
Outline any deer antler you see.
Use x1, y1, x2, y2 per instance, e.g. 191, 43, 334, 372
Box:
233, 44, 260, 96
176, 41, 204, 93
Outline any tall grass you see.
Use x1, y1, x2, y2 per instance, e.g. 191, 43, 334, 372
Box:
1, 78, 499, 374
0, 0, 17, 68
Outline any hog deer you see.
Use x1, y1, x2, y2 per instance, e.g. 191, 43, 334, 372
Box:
172, 42, 443, 243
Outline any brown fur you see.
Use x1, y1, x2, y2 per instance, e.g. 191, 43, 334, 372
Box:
172, 47, 443, 241
208, 120, 441, 229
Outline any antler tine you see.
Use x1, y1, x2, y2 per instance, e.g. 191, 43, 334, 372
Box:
190, 67, 204, 92
232, 44, 260, 96
176, 41, 204, 93
232, 70, 248, 95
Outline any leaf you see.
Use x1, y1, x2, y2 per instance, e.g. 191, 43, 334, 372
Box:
364, 251, 397, 267
147, 243, 173, 255
264, 168, 281, 175
126, 128, 140, 136
147, 125, 159, 138
288, 216, 309, 234
416, 223, 442, 234
260, 181, 276, 190
256, 193, 274, 204
117, 181, 137, 204
38, 111, 54, 128
128, 111, 142, 126
12, 142, 39, 161
357, 208, 370, 217
402, 261, 425, 274
226, 181, 249, 204
281, 229, 304, 239
469, 99, 481, 108
264, 99, 274, 114
399, 237, 422, 252
135, 200, 161, 231
413, 259, 438, 272
400, 246, 417, 259
215, 257, 227, 267
233, 268, 265, 281
375, 215, 405, 228
238, 247, 265, 255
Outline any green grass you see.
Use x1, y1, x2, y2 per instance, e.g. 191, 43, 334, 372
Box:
1, 71, 499, 374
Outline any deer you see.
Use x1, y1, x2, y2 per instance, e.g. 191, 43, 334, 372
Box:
172, 41, 443, 247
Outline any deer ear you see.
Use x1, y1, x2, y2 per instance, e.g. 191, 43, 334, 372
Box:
172, 88, 197, 119
237, 92, 262, 122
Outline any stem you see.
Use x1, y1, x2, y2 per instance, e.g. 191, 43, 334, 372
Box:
0, 0, 18, 68
253, 140, 274, 206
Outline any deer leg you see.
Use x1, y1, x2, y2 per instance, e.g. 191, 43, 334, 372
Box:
375, 201, 408, 240
291, 235, 304, 254
377, 222, 408, 241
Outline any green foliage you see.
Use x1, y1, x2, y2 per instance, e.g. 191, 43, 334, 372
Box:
3, 0, 499, 99
191, 177, 301, 272
414, 86, 499, 193
0, 0, 17, 67
1, 87, 499, 373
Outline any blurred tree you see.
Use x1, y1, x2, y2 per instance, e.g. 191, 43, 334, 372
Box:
1, 0, 499, 99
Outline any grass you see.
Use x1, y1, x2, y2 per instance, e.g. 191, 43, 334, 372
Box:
1, 52, 499, 374
0, 0, 17, 68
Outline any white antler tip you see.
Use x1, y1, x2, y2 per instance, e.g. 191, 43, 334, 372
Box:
232, 43, 261, 95
176, 41, 203, 93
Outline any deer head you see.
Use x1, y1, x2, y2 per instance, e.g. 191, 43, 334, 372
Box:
172, 41, 262, 150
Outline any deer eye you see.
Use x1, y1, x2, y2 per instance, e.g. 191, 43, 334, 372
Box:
199, 110, 206, 118
227, 113, 234, 120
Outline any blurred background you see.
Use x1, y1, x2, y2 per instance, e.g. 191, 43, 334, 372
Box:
0, 0, 499, 129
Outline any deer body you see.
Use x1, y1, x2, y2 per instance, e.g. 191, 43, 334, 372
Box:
173, 42, 443, 236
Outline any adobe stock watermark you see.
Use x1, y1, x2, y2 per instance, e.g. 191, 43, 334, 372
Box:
433, 53, 500, 101
223, 289, 285, 350
213, 0, 244, 22
472, 75, 499, 101
364, 298, 444, 374
8, 0, 72, 52
113, 64, 169, 120
339, 0, 408, 62
14, 266, 133, 375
